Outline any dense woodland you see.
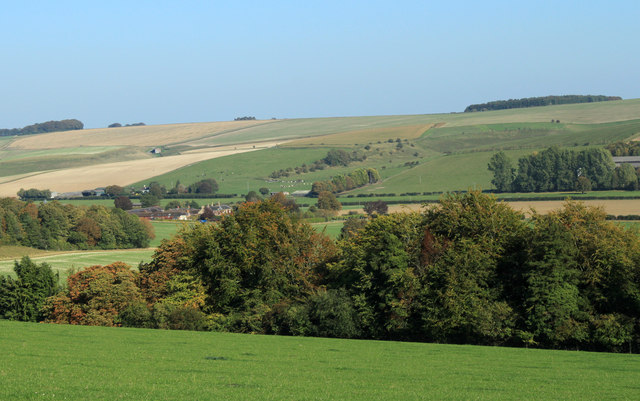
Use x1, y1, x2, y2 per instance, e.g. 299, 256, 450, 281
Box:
464, 95, 621, 112
488, 146, 640, 192
0, 119, 83, 136
1, 192, 638, 353
0, 198, 153, 250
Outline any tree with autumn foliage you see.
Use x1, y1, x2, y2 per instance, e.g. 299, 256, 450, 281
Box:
42, 262, 144, 326
177, 199, 337, 332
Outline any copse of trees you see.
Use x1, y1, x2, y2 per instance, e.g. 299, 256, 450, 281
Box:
17, 188, 52, 200
0, 119, 84, 137
465, 95, 621, 112
310, 168, 381, 195
0, 198, 153, 250
488, 146, 639, 192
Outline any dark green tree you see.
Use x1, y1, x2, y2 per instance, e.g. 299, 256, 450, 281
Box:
488, 151, 515, 192
0, 256, 58, 321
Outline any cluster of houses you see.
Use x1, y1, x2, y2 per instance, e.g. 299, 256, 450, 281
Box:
127, 203, 233, 221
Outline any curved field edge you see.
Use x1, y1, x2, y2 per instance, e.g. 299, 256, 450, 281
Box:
2, 320, 638, 401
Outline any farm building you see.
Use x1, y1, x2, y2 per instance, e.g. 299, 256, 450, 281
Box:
612, 156, 640, 167
128, 206, 198, 220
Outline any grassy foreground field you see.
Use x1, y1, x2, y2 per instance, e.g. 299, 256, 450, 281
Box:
1, 320, 638, 400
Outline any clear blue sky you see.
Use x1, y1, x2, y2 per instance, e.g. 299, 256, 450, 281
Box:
1, 1, 638, 128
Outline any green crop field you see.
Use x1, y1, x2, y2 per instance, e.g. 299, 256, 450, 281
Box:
1, 320, 638, 400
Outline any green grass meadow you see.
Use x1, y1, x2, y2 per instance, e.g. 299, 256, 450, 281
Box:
0, 249, 155, 280
1, 320, 639, 400
310, 221, 344, 239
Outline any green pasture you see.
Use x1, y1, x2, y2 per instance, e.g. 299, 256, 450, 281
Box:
0, 249, 154, 280
419, 120, 640, 154
149, 220, 186, 247
133, 147, 331, 194
2, 320, 639, 400
310, 220, 344, 239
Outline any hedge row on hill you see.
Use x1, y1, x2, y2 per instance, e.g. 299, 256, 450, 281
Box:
0, 198, 153, 250
4, 192, 639, 354
310, 168, 381, 195
464, 95, 621, 112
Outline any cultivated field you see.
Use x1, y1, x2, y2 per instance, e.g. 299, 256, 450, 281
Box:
2, 320, 638, 400
6, 120, 271, 149
0, 142, 277, 197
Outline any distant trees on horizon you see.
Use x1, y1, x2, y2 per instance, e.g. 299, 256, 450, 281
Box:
0, 119, 84, 137
465, 95, 621, 113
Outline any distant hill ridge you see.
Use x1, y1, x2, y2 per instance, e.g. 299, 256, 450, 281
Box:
464, 95, 622, 113
0, 119, 84, 137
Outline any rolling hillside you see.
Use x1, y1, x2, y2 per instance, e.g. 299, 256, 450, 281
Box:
0, 99, 639, 197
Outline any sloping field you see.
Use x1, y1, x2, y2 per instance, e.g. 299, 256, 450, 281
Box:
2, 320, 638, 400
286, 123, 435, 146
0, 142, 277, 197
7, 120, 271, 149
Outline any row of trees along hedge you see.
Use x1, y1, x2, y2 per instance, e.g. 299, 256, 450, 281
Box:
270, 149, 366, 178
0, 119, 83, 136
310, 168, 381, 195
6, 192, 639, 353
488, 147, 640, 192
0, 198, 153, 250
606, 141, 640, 156
464, 95, 621, 112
